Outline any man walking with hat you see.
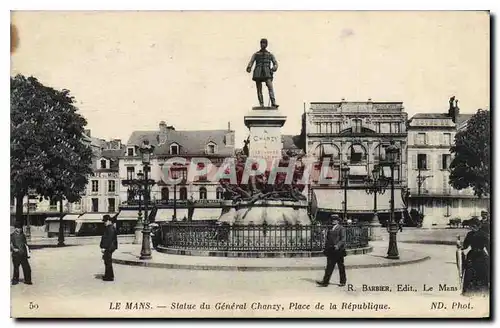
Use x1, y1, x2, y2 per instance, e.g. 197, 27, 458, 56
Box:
317, 214, 347, 287
100, 214, 118, 281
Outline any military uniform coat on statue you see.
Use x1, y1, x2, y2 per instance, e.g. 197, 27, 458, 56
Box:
247, 50, 278, 82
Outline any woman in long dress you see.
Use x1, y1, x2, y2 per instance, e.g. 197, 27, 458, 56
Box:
461, 218, 490, 296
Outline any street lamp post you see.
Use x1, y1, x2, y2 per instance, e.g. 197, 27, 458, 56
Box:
364, 165, 388, 241
416, 168, 432, 218
25, 189, 36, 241
340, 162, 350, 222
173, 170, 178, 221
139, 140, 156, 260
132, 178, 144, 245
384, 140, 400, 260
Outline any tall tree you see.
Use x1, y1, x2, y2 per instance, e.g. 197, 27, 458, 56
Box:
11, 75, 93, 229
449, 109, 490, 199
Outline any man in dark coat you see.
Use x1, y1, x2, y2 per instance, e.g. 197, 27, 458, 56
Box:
246, 38, 279, 108
317, 214, 347, 287
100, 215, 118, 281
11, 223, 32, 285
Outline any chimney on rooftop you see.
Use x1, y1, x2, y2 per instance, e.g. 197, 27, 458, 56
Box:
159, 121, 168, 144
228, 121, 231, 131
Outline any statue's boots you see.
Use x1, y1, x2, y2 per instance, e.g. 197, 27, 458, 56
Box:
269, 90, 279, 108
257, 92, 264, 107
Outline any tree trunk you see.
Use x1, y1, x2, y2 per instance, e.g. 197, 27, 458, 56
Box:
15, 194, 24, 226
57, 197, 65, 246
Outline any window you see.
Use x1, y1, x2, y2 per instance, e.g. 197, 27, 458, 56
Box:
315, 123, 321, 133
390, 123, 400, 133
216, 187, 224, 200
108, 198, 116, 213
206, 143, 217, 154
442, 154, 451, 170
50, 198, 58, 206
91, 198, 99, 212
161, 188, 169, 201
91, 180, 99, 192
349, 144, 366, 164
334, 122, 341, 133
417, 133, 427, 145
127, 148, 134, 156
126, 167, 135, 180
179, 187, 188, 200
100, 159, 107, 169
375, 123, 381, 133
108, 180, 115, 192
170, 143, 179, 155
417, 154, 427, 170
443, 133, 452, 145
199, 187, 207, 200
352, 119, 362, 133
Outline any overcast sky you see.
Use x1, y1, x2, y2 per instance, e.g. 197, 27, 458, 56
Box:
11, 11, 489, 145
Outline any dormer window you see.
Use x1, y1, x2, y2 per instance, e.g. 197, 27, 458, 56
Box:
206, 142, 217, 155
100, 159, 107, 169
127, 147, 134, 156
170, 143, 179, 155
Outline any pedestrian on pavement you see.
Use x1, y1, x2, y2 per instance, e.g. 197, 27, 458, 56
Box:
460, 217, 489, 296
100, 214, 118, 282
317, 214, 347, 287
11, 222, 32, 285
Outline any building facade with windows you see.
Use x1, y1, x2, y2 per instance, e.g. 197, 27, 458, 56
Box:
119, 121, 235, 222
407, 109, 487, 226
305, 99, 408, 223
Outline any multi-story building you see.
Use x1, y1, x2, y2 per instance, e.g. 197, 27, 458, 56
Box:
407, 100, 488, 226
306, 99, 408, 223
118, 121, 235, 222
46, 131, 126, 236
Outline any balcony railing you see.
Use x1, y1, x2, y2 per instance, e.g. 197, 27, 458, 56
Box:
125, 199, 223, 206
408, 187, 478, 197
161, 223, 369, 252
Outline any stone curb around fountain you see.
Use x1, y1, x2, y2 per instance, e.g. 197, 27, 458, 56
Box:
155, 245, 373, 258
112, 245, 430, 271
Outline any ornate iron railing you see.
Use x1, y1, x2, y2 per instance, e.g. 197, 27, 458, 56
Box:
160, 223, 369, 252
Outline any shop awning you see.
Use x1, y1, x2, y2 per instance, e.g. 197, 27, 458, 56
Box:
322, 144, 338, 156
191, 208, 221, 221
351, 144, 364, 153
45, 214, 81, 222
155, 209, 174, 222
77, 213, 114, 223
312, 188, 405, 214
348, 165, 367, 176
116, 210, 140, 221
155, 209, 190, 221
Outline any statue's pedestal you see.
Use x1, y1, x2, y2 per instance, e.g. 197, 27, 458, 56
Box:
244, 106, 287, 162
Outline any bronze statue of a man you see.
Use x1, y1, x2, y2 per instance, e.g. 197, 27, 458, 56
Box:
246, 38, 279, 108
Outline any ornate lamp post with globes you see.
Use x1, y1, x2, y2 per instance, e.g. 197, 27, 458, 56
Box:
383, 140, 400, 260
340, 162, 350, 222
364, 164, 389, 241
139, 140, 156, 260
